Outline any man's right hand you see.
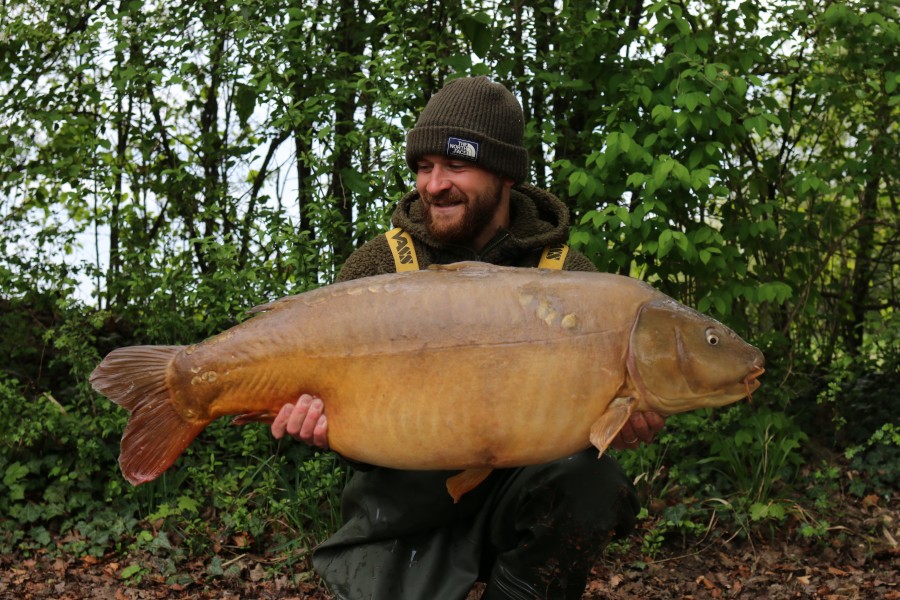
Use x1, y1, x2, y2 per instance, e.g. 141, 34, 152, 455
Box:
271, 394, 329, 448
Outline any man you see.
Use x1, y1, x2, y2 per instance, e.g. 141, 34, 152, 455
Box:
271, 76, 665, 600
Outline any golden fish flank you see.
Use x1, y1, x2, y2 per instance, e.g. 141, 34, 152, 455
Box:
90, 261, 764, 501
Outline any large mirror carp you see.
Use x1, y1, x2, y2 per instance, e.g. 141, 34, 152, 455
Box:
91, 262, 765, 501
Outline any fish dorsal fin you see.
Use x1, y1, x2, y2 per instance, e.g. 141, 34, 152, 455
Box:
446, 467, 494, 503
589, 397, 636, 457
427, 261, 492, 272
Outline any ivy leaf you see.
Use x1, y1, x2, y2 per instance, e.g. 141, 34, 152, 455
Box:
121, 564, 143, 579
177, 494, 200, 514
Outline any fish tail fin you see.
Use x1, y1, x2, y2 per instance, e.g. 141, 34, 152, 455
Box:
90, 346, 207, 485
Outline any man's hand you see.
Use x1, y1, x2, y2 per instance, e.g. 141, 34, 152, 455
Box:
610, 411, 665, 451
271, 394, 329, 448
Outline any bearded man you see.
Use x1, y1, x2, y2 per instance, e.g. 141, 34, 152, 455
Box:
271, 76, 665, 600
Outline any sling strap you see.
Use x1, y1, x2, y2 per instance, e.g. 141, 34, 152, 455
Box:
386, 227, 568, 272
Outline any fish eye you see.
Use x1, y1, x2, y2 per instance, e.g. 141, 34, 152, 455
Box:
706, 329, 720, 346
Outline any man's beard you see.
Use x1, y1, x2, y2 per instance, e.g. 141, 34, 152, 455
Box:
422, 182, 503, 245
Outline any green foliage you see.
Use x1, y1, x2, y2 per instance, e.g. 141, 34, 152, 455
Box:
845, 424, 900, 497
706, 409, 808, 507
635, 504, 711, 562
620, 404, 811, 543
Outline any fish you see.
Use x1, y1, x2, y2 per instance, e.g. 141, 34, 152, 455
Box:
90, 261, 765, 502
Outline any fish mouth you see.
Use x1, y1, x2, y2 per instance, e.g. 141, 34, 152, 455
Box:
742, 366, 765, 400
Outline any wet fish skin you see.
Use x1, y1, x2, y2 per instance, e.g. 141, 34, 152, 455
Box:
90, 262, 765, 499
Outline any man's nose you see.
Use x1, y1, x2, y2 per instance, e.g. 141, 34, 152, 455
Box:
425, 165, 453, 195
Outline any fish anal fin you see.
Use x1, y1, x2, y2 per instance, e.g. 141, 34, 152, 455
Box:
589, 397, 637, 458
90, 345, 209, 485
446, 467, 494, 503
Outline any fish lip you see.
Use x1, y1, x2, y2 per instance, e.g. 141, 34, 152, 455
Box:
701, 366, 765, 405
742, 366, 765, 400
744, 366, 765, 388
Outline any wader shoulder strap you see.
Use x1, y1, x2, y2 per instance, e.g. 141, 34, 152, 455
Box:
538, 242, 569, 270
387, 227, 566, 272
386, 227, 420, 271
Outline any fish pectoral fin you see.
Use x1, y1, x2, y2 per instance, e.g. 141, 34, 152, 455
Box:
589, 397, 637, 457
446, 467, 493, 503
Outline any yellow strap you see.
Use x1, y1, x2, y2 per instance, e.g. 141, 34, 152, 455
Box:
538, 242, 568, 269
386, 227, 420, 271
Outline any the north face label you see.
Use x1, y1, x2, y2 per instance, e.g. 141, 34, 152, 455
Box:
446, 137, 479, 161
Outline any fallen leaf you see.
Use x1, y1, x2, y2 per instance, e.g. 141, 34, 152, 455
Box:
862, 494, 879, 509
827, 566, 848, 576
697, 574, 717, 590
250, 562, 267, 583
53, 558, 67, 575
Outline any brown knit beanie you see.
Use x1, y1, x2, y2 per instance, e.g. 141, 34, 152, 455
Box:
405, 76, 529, 183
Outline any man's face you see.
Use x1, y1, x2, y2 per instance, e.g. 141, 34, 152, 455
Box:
415, 154, 511, 248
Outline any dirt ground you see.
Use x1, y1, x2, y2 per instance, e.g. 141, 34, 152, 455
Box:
2, 491, 896, 600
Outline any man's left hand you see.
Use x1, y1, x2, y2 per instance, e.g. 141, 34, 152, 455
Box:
610, 411, 665, 451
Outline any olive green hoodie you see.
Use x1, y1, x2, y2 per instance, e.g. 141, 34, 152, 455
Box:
336, 184, 595, 282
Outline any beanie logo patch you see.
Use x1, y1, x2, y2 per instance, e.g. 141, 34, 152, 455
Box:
446, 137, 479, 162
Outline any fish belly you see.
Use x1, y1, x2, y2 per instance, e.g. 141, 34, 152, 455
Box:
315, 334, 626, 470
